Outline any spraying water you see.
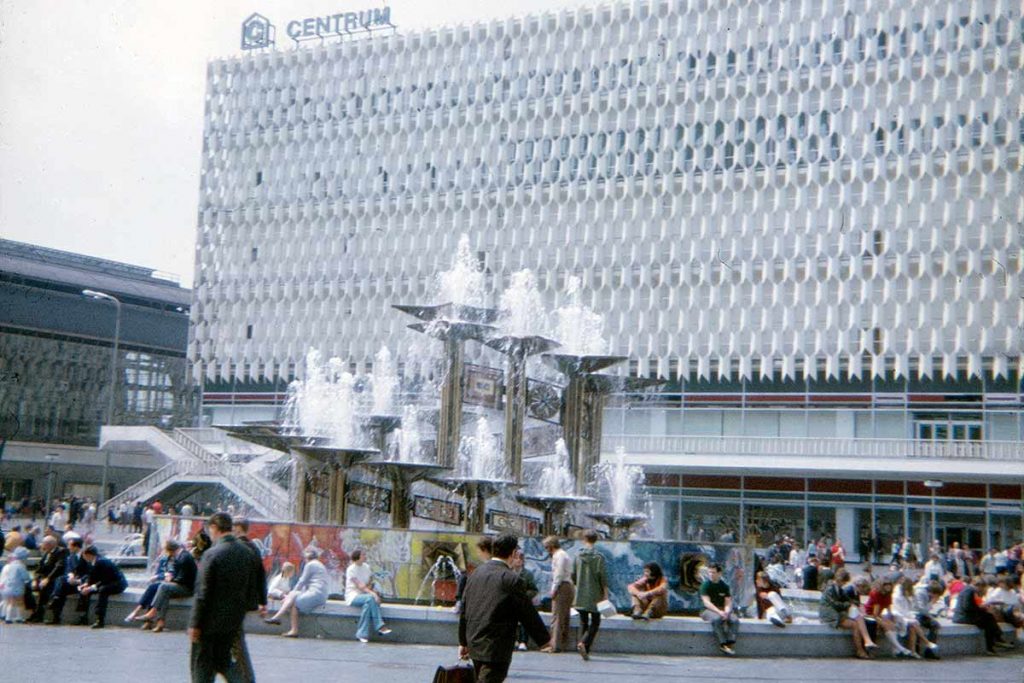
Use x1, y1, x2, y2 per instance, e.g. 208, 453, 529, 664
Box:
531, 438, 576, 497
554, 276, 607, 356
497, 269, 548, 338
371, 346, 399, 415
456, 416, 508, 481
282, 349, 359, 446
390, 404, 424, 463
437, 234, 486, 307
593, 446, 647, 516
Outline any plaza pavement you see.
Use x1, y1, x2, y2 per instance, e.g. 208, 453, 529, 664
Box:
1, 622, 1022, 683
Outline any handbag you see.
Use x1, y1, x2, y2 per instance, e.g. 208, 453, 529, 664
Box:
596, 599, 617, 618
431, 659, 475, 683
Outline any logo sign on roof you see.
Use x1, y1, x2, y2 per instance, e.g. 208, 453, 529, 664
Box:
241, 13, 275, 50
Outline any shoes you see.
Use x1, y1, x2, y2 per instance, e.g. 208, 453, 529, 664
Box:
516, 643, 527, 651
152, 623, 165, 633
630, 611, 642, 620
719, 645, 736, 656
123, 614, 136, 624
923, 647, 940, 660
282, 631, 298, 638
539, 645, 557, 653
358, 637, 369, 643
577, 642, 589, 661
855, 652, 871, 660
263, 618, 282, 625
378, 626, 392, 635
769, 615, 785, 628
639, 611, 651, 621
985, 648, 999, 656
993, 641, 1015, 650
141, 621, 152, 631
909, 651, 922, 660
25, 615, 43, 624
90, 621, 104, 629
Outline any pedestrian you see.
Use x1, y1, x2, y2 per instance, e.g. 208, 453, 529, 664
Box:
572, 529, 608, 660
540, 536, 574, 653
458, 534, 549, 683
699, 563, 739, 655
188, 512, 259, 682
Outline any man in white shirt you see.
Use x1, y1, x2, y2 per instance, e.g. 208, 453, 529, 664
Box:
979, 548, 999, 575
345, 549, 391, 643
540, 536, 574, 653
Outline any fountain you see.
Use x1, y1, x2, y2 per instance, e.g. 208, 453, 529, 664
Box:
413, 554, 463, 607
361, 404, 449, 529
486, 270, 560, 485
432, 416, 514, 533
586, 446, 650, 539
515, 438, 594, 536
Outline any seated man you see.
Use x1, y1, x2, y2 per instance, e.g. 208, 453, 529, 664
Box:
27, 536, 67, 623
46, 537, 88, 624
627, 562, 668, 619
139, 538, 197, 632
699, 563, 739, 656
76, 545, 128, 628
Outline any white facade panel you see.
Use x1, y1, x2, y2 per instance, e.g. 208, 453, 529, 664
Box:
192, 0, 1024, 384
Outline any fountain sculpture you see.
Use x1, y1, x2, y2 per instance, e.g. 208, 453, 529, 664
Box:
586, 446, 651, 539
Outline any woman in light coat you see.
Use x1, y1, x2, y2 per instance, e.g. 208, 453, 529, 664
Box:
264, 549, 329, 637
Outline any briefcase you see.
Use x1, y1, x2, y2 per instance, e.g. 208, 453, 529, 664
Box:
431, 660, 475, 683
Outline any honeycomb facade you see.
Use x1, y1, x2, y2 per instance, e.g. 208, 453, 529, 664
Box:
192, 0, 1024, 386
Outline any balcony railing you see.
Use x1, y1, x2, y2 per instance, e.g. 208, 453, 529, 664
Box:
602, 434, 1024, 461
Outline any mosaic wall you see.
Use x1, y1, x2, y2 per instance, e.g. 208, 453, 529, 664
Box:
157, 516, 752, 613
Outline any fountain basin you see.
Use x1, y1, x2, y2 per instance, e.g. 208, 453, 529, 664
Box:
485, 334, 561, 357
541, 354, 629, 376
407, 320, 496, 342
585, 512, 649, 540
431, 477, 517, 500
289, 445, 379, 469
362, 460, 451, 485
393, 303, 499, 324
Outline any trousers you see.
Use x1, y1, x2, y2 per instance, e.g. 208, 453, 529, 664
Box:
578, 610, 601, 651
472, 659, 510, 683
701, 609, 740, 646
548, 581, 574, 651
350, 593, 384, 639
191, 629, 253, 683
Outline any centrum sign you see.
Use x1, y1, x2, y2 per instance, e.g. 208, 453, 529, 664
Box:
286, 7, 393, 42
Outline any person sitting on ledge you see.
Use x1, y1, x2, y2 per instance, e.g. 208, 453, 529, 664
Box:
264, 548, 329, 637
952, 575, 1014, 655
139, 538, 197, 632
699, 563, 739, 656
125, 539, 175, 624
76, 545, 128, 629
267, 562, 297, 603
344, 548, 392, 643
754, 570, 792, 627
627, 562, 668, 620
818, 568, 877, 659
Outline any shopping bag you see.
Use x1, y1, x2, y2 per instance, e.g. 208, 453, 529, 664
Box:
596, 599, 617, 618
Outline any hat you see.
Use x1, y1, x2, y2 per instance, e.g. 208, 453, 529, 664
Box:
12, 546, 29, 560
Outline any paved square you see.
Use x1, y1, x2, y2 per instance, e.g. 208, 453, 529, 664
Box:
2, 623, 1022, 682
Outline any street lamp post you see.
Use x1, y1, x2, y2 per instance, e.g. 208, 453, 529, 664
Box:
924, 480, 943, 547
43, 453, 59, 528
83, 289, 122, 505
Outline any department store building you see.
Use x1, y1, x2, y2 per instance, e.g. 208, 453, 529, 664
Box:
190, 0, 1024, 554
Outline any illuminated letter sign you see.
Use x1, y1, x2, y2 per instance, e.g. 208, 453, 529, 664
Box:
241, 13, 275, 50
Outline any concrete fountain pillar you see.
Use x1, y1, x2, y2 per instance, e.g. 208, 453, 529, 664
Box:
503, 345, 529, 485
437, 337, 465, 470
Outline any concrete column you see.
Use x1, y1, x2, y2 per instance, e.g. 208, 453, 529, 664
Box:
437, 338, 464, 469
835, 507, 857, 561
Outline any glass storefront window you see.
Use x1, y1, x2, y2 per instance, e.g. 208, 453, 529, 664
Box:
679, 500, 740, 542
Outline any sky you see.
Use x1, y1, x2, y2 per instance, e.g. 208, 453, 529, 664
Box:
0, 0, 593, 287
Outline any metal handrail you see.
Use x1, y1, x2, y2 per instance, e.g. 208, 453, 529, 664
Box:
602, 434, 1024, 461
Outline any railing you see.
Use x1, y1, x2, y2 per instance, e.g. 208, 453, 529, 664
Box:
602, 434, 1024, 461
171, 430, 290, 518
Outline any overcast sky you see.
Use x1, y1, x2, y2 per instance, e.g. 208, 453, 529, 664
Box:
0, 0, 592, 287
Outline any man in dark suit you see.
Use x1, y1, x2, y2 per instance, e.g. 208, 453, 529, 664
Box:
77, 545, 128, 628
458, 534, 549, 683
189, 512, 259, 683
231, 518, 268, 680
46, 537, 89, 624
27, 535, 67, 622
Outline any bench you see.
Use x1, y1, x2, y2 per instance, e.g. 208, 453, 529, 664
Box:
96, 589, 1013, 657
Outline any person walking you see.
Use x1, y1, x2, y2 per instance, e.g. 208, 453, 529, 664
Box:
572, 529, 608, 660
188, 512, 260, 683
540, 536, 574, 653
699, 563, 740, 655
458, 534, 549, 683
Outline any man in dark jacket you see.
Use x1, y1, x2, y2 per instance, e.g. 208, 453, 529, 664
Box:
952, 577, 1012, 654
77, 545, 128, 628
27, 535, 67, 622
231, 518, 267, 681
46, 537, 89, 624
458, 534, 549, 683
189, 512, 259, 683
141, 539, 198, 631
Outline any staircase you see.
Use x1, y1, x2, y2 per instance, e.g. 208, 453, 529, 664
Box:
99, 427, 291, 520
